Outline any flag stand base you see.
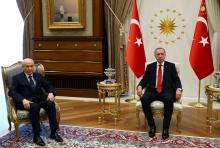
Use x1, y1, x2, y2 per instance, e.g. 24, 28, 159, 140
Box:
188, 80, 207, 108
188, 102, 207, 108
125, 73, 139, 104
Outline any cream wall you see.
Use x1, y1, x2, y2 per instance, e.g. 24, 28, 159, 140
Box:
0, 1, 23, 135
125, 0, 219, 100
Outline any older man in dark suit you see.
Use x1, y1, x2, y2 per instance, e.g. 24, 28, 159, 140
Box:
9, 58, 63, 146
137, 47, 182, 140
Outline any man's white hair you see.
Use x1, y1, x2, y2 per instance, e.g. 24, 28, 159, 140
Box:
22, 58, 34, 67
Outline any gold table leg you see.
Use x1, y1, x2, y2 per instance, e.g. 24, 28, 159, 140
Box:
207, 93, 213, 133
97, 83, 121, 125
98, 91, 105, 124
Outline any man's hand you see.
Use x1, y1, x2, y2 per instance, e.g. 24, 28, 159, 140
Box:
47, 93, 55, 102
22, 99, 32, 109
137, 86, 143, 97
176, 89, 182, 101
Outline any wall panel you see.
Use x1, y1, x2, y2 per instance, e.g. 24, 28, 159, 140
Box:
33, 0, 106, 97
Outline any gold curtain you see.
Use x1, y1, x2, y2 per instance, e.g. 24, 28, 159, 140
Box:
104, 0, 132, 93
16, 0, 34, 58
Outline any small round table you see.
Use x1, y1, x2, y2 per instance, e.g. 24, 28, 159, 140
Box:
205, 85, 220, 133
97, 82, 121, 125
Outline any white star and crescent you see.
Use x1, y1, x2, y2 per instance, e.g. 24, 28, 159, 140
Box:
129, 18, 143, 47
130, 18, 140, 27
197, 14, 209, 47
198, 16, 208, 30
199, 36, 209, 47
135, 38, 143, 47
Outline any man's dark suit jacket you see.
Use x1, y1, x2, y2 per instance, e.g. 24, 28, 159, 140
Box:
138, 61, 182, 101
9, 72, 55, 108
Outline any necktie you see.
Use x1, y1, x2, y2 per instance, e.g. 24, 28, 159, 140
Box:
156, 65, 162, 93
28, 75, 35, 88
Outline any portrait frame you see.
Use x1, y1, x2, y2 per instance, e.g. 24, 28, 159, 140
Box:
47, 0, 85, 29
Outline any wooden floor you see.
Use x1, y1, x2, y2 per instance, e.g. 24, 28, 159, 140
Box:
56, 99, 220, 138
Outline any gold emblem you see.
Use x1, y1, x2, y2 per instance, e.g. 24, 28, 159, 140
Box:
149, 9, 186, 46
159, 18, 176, 36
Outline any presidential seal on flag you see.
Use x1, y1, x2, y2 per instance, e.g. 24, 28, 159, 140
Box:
149, 8, 187, 46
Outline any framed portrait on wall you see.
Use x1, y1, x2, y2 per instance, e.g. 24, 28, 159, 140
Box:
47, 0, 85, 29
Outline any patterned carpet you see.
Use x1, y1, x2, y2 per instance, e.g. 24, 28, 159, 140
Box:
0, 124, 220, 148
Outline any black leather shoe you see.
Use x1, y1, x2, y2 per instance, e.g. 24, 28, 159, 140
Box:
50, 132, 63, 142
162, 129, 169, 140
148, 126, 156, 138
33, 135, 45, 146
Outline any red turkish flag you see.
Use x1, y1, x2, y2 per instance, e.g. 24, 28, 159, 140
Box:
126, 0, 146, 78
189, 0, 214, 80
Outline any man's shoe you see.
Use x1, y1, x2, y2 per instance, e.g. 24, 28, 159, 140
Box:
162, 129, 169, 140
33, 135, 45, 146
50, 132, 63, 142
148, 126, 156, 138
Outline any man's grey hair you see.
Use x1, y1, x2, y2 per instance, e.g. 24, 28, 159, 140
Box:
22, 58, 34, 67
154, 47, 166, 56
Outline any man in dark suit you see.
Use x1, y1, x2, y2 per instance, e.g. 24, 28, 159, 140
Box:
9, 58, 63, 146
137, 47, 182, 140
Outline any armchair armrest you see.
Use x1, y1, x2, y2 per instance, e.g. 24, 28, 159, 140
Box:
175, 98, 182, 104
8, 96, 18, 122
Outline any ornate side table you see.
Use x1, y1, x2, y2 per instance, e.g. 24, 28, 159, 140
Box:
205, 85, 220, 133
97, 82, 121, 125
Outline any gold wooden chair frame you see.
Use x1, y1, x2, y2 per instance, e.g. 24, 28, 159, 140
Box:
1, 61, 60, 140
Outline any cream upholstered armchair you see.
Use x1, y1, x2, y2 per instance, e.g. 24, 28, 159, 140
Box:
1, 61, 60, 140
136, 63, 183, 131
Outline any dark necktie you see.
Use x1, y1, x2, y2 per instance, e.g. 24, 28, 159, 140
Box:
28, 75, 35, 88
156, 65, 162, 93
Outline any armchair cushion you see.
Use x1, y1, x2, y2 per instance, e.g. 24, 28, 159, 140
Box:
16, 103, 60, 120
136, 101, 183, 111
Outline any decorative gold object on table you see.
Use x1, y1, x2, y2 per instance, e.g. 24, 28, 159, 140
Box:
205, 85, 220, 133
97, 82, 121, 125
103, 67, 116, 96
104, 67, 116, 84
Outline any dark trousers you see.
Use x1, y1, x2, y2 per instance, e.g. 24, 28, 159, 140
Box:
141, 89, 174, 129
17, 100, 58, 136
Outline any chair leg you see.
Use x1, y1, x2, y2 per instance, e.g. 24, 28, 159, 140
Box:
7, 115, 12, 131
136, 109, 141, 128
15, 123, 20, 141
176, 111, 182, 132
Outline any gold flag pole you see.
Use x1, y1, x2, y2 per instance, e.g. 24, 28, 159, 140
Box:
125, 73, 138, 104
188, 80, 206, 108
